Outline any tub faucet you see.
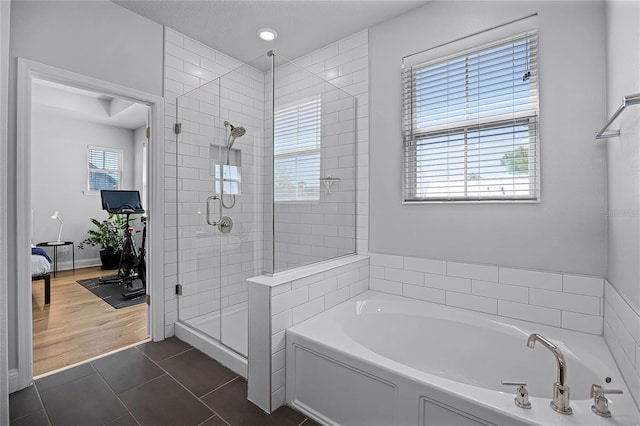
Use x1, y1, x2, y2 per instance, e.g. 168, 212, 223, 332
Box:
527, 333, 572, 415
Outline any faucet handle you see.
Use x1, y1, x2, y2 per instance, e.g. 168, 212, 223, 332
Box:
590, 384, 623, 417
502, 381, 532, 409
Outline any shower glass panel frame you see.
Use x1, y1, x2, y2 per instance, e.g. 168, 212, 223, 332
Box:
174, 51, 357, 358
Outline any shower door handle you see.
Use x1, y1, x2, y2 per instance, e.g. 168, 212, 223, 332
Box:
206, 195, 221, 226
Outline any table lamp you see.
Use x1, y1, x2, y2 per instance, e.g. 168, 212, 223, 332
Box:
50, 210, 64, 243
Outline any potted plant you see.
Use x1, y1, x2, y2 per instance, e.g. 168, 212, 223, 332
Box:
78, 213, 128, 269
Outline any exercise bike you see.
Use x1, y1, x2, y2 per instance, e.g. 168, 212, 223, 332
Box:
97, 191, 146, 299
122, 215, 146, 299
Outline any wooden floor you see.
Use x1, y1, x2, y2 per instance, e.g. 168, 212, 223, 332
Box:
32, 266, 148, 376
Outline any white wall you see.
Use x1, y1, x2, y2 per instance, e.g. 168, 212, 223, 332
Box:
7, 0, 162, 378
30, 111, 137, 267
369, 1, 607, 276
605, 0, 640, 315
134, 126, 147, 209
604, 0, 640, 408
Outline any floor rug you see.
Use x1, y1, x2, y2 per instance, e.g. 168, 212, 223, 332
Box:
76, 277, 145, 309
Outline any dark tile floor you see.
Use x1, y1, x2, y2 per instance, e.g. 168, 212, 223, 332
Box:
9, 337, 320, 426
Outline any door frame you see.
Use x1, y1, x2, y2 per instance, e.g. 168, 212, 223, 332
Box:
13, 58, 165, 390
0, 0, 10, 421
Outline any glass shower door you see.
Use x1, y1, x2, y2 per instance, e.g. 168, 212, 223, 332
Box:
214, 58, 268, 357
175, 79, 224, 343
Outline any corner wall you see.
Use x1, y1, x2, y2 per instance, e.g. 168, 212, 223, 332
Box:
369, 1, 607, 276
247, 255, 370, 412
604, 0, 640, 408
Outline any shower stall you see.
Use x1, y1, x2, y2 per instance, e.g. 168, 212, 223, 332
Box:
173, 51, 357, 371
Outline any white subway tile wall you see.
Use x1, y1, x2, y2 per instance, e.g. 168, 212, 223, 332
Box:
269, 257, 370, 410
269, 29, 369, 271
369, 253, 604, 334
163, 27, 264, 337
604, 281, 640, 408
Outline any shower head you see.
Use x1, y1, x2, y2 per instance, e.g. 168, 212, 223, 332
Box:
224, 121, 246, 149
224, 121, 246, 138
230, 125, 246, 138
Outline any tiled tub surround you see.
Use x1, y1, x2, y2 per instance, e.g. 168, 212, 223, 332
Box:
247, 255, 370, 413
369, 253, 605, 335
604, 281, 640, 409
286, 292, 639, 426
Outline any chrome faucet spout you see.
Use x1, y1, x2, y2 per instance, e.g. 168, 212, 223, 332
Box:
527, 333, 572, 414
527, 333, 566, 385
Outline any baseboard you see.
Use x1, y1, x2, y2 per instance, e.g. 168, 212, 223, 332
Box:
56, 258, 101, 271
8, 368, 29, 393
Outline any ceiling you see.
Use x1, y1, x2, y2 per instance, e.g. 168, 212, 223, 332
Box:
112, 0, 428, 64
33, 79, 149, 130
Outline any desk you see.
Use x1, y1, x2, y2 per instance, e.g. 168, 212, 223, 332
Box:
36, 241, 75, 277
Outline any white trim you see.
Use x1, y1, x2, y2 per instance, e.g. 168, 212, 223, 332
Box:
0, 0, 10, 421
16, 59, 34, 391
148, 94, 165, 343
175, 321, 247, 378
15, 58, 165, 391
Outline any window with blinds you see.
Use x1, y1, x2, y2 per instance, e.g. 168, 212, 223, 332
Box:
88, 147, 121, 191
403, 32, 539, 202
274, 96, 321, 201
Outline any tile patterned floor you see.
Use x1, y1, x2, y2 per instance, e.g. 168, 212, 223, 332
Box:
9, 337, 320, 426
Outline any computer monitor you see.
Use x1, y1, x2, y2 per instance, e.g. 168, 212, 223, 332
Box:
100, 190, 144, 214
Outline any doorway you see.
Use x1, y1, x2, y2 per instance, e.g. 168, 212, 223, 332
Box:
14, 58, 164, 390
30, 78, 150, 376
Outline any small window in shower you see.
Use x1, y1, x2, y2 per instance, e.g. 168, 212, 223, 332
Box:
210, 145, 241, 195
274, 95, 321, 202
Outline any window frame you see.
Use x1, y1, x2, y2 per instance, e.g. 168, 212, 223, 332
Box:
402, 31, 540, 203
87, 145, 123, 193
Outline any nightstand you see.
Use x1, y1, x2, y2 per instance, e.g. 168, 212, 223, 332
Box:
36, 241, 75, 277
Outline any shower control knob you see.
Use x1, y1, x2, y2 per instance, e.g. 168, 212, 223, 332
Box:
218, 216, 233, 234
502, 381, 531, 409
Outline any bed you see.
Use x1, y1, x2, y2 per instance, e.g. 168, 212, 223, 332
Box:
32, 247, 51, 304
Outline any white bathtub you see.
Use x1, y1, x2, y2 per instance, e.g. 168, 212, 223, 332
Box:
286, 291, 640, 426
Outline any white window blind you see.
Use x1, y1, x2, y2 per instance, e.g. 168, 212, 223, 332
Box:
274, 96, 321, 201
403, 31, 539, 202
88, 147, 121, 191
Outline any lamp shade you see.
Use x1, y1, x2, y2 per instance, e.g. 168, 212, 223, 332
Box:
50, 210, 59, 220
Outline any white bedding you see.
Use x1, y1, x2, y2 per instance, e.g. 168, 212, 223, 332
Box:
31, 254, 51, 276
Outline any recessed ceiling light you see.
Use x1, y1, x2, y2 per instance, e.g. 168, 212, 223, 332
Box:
258, 28, 278, 41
